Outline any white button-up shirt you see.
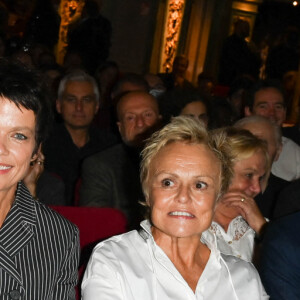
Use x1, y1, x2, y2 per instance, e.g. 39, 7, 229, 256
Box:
272, 136, 300, 181
82, 220, 268, 300
207, 216, 255, 262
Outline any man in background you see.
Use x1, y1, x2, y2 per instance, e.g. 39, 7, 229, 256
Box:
44, 70, 117, 204
80, 91, 162, 228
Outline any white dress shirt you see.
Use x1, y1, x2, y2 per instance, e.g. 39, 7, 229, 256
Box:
206, 216, 255, 262
271, 136, 300, 181
82, 220, 268, 300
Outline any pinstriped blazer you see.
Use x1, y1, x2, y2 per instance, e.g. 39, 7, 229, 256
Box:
0, 182, 80, 300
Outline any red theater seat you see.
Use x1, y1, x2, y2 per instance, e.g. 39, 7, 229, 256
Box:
49, 206, 128, 299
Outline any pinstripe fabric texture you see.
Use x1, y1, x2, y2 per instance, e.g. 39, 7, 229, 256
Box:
0, 182, 80, 300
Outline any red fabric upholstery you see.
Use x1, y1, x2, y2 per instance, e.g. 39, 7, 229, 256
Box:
49, 206, 128, 299
213, 85, 230, 98
49, 206, 127, 249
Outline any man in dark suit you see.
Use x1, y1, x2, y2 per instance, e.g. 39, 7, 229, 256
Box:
259, 211, 300, 300
43, 70, 117, 204
80, 91, 162, 229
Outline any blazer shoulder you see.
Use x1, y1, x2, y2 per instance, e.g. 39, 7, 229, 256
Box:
34, 200, 79, 235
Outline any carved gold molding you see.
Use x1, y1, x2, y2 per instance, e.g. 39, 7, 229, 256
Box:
56, 0, 85, 65
162, 0, 186, 72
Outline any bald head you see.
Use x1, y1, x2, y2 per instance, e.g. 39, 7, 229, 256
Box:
235, 115, 282, 163
117, 91, 161, 147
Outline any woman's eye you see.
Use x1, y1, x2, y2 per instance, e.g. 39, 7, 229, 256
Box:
162, 179, 174, 187
246, 173, 253, 179
195, 182, 207, 189
14, 133, 27, 140
259, 174, 266, 182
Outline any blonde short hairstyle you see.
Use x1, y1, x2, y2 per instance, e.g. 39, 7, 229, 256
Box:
140, 116, 234, 202
211, 127, 270, 190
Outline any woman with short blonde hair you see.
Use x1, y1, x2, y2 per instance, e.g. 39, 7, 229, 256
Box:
82, 116, 269, 299
208, 127, 270, 262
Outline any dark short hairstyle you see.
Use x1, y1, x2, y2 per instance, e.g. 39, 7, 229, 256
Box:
245, 79, 286, 112
111, 72, 149, 99
159, 88, 212, 127
0, 59, 52, 152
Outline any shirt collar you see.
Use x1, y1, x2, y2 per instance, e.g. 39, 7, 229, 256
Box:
140, 219, 222, 262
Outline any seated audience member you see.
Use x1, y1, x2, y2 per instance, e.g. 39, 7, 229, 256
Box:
107, 73, 150, 133
207, 127, 269, 262
259, 211, 300, 300
10, 49, 34, 69
144, 73, 166, 99
197, 72, 215, 97
245, 80, 300, 181
110, 72, 149, 101
227, 75, 254, 122
273, 178, 300, 219
94, 61, 119, 104
92, 61, 119, 130
235, 116, 290, 219
80, 91, 162, 229
159, 88, 212, 128
43, 71, 117, 204
158, 55, 194, 90
0, 60, 79, 299
210, 96, 236, 128
81, 116, 268, 299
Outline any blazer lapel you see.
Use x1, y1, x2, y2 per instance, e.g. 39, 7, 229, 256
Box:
0, 182, 36, 284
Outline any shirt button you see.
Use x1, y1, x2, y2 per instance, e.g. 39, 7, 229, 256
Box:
9, 290, 21, 299
228, 241, 232, 244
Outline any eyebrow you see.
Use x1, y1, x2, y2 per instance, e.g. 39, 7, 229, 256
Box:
153, 170, 215, 180
255, 100, 284, 105
11, 126, 35, 133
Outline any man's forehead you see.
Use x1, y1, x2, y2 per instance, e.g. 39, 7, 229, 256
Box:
254, 88, 284, 105
119, 94, 158, 113
244, 122, 275, 142
64, 80, 94, 93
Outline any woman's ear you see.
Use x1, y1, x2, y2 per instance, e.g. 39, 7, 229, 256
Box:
30, 144, 42, 162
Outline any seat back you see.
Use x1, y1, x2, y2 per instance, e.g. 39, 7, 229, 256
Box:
49, 206, 128, 299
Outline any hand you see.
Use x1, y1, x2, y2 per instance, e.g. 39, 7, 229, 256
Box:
23, 150, 45, 199
220, 191, 266, 234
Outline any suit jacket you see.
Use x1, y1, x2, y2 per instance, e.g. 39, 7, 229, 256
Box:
43, 123, 117, 204
273, 179, 300, 219
0, 182, 80, 300
80, 143, 144, 229
259, 212, 300, 300
255, 172, 290, 219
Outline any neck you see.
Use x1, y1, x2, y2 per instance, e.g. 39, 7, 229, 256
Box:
65, 124, 90, 148
152, 228, 210, 293
0, 185, 17, 228
152, 228, 209, 269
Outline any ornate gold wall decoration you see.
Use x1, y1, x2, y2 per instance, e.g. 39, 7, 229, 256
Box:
162, 0, 185, 72
56, 0, 85, 65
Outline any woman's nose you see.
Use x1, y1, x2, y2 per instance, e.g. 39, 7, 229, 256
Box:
176, 185, 190, 203
250, 179, 261, 196
0, 139, 8, 155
